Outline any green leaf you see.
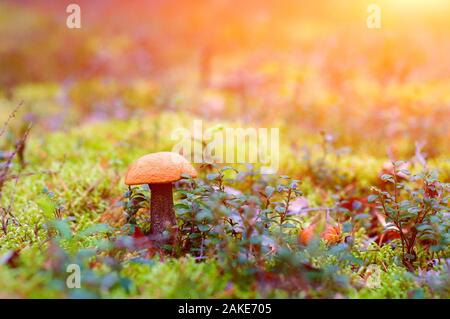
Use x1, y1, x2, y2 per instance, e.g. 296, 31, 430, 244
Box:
37, 196, 57, 219
180, 173, 193, 179
367, 195, 378, 203
399, 169, 411, 176
343, 222, 353, 233
174, 203, 190, 210
407, 207, 421, 216
196, 210, 213, 221
198, 224, 210, 232
49, 220, 72, 240
129, 258, 156, 266
78, 224, 111, 237
221, 166, 238, 173
275, 206, 285, 213
250, 236, 262, 244
416, 224, 433, 232
265, 186, 275, 198
207, 173, 220, 180
354, 213, 370, 221
393, 160, 405, 167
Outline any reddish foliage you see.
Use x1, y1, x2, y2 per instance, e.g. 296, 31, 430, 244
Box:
299, 223, 316, 245
376, 229, 401, 245
338, 196, 381, 238
298, 223, 342, 245
132, 226, 146, 239
321, 225, 342, 244
425, 181, 440, 198
0, 250, 20, 268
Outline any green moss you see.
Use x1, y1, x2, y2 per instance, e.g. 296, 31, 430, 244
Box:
1, 112, 448, 298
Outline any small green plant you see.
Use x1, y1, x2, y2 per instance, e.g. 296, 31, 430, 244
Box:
370, 161, 449, 271
122, 186, 149, 226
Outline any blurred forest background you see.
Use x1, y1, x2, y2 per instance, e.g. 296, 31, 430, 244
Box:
1, 0, 449, 158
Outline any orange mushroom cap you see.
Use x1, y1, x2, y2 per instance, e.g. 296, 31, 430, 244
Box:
125, 152, 197, 185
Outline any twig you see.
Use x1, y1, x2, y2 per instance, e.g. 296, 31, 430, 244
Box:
0, 123, 32, 199
0, 101, 23, 138
286, 206, 337, 216
5, 170, 57, 180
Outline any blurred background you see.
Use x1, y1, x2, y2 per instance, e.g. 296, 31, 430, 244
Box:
0, 0, 449, 158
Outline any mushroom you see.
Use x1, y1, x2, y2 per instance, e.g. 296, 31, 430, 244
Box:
125, 152, 197, 243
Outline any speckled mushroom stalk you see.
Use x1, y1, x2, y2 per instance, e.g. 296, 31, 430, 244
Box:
148, 183, 176, 238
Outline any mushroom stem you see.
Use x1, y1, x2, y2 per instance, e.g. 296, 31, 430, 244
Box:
149, 183, 176, 242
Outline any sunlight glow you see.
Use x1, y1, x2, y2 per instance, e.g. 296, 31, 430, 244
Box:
385, 0, 449, 12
